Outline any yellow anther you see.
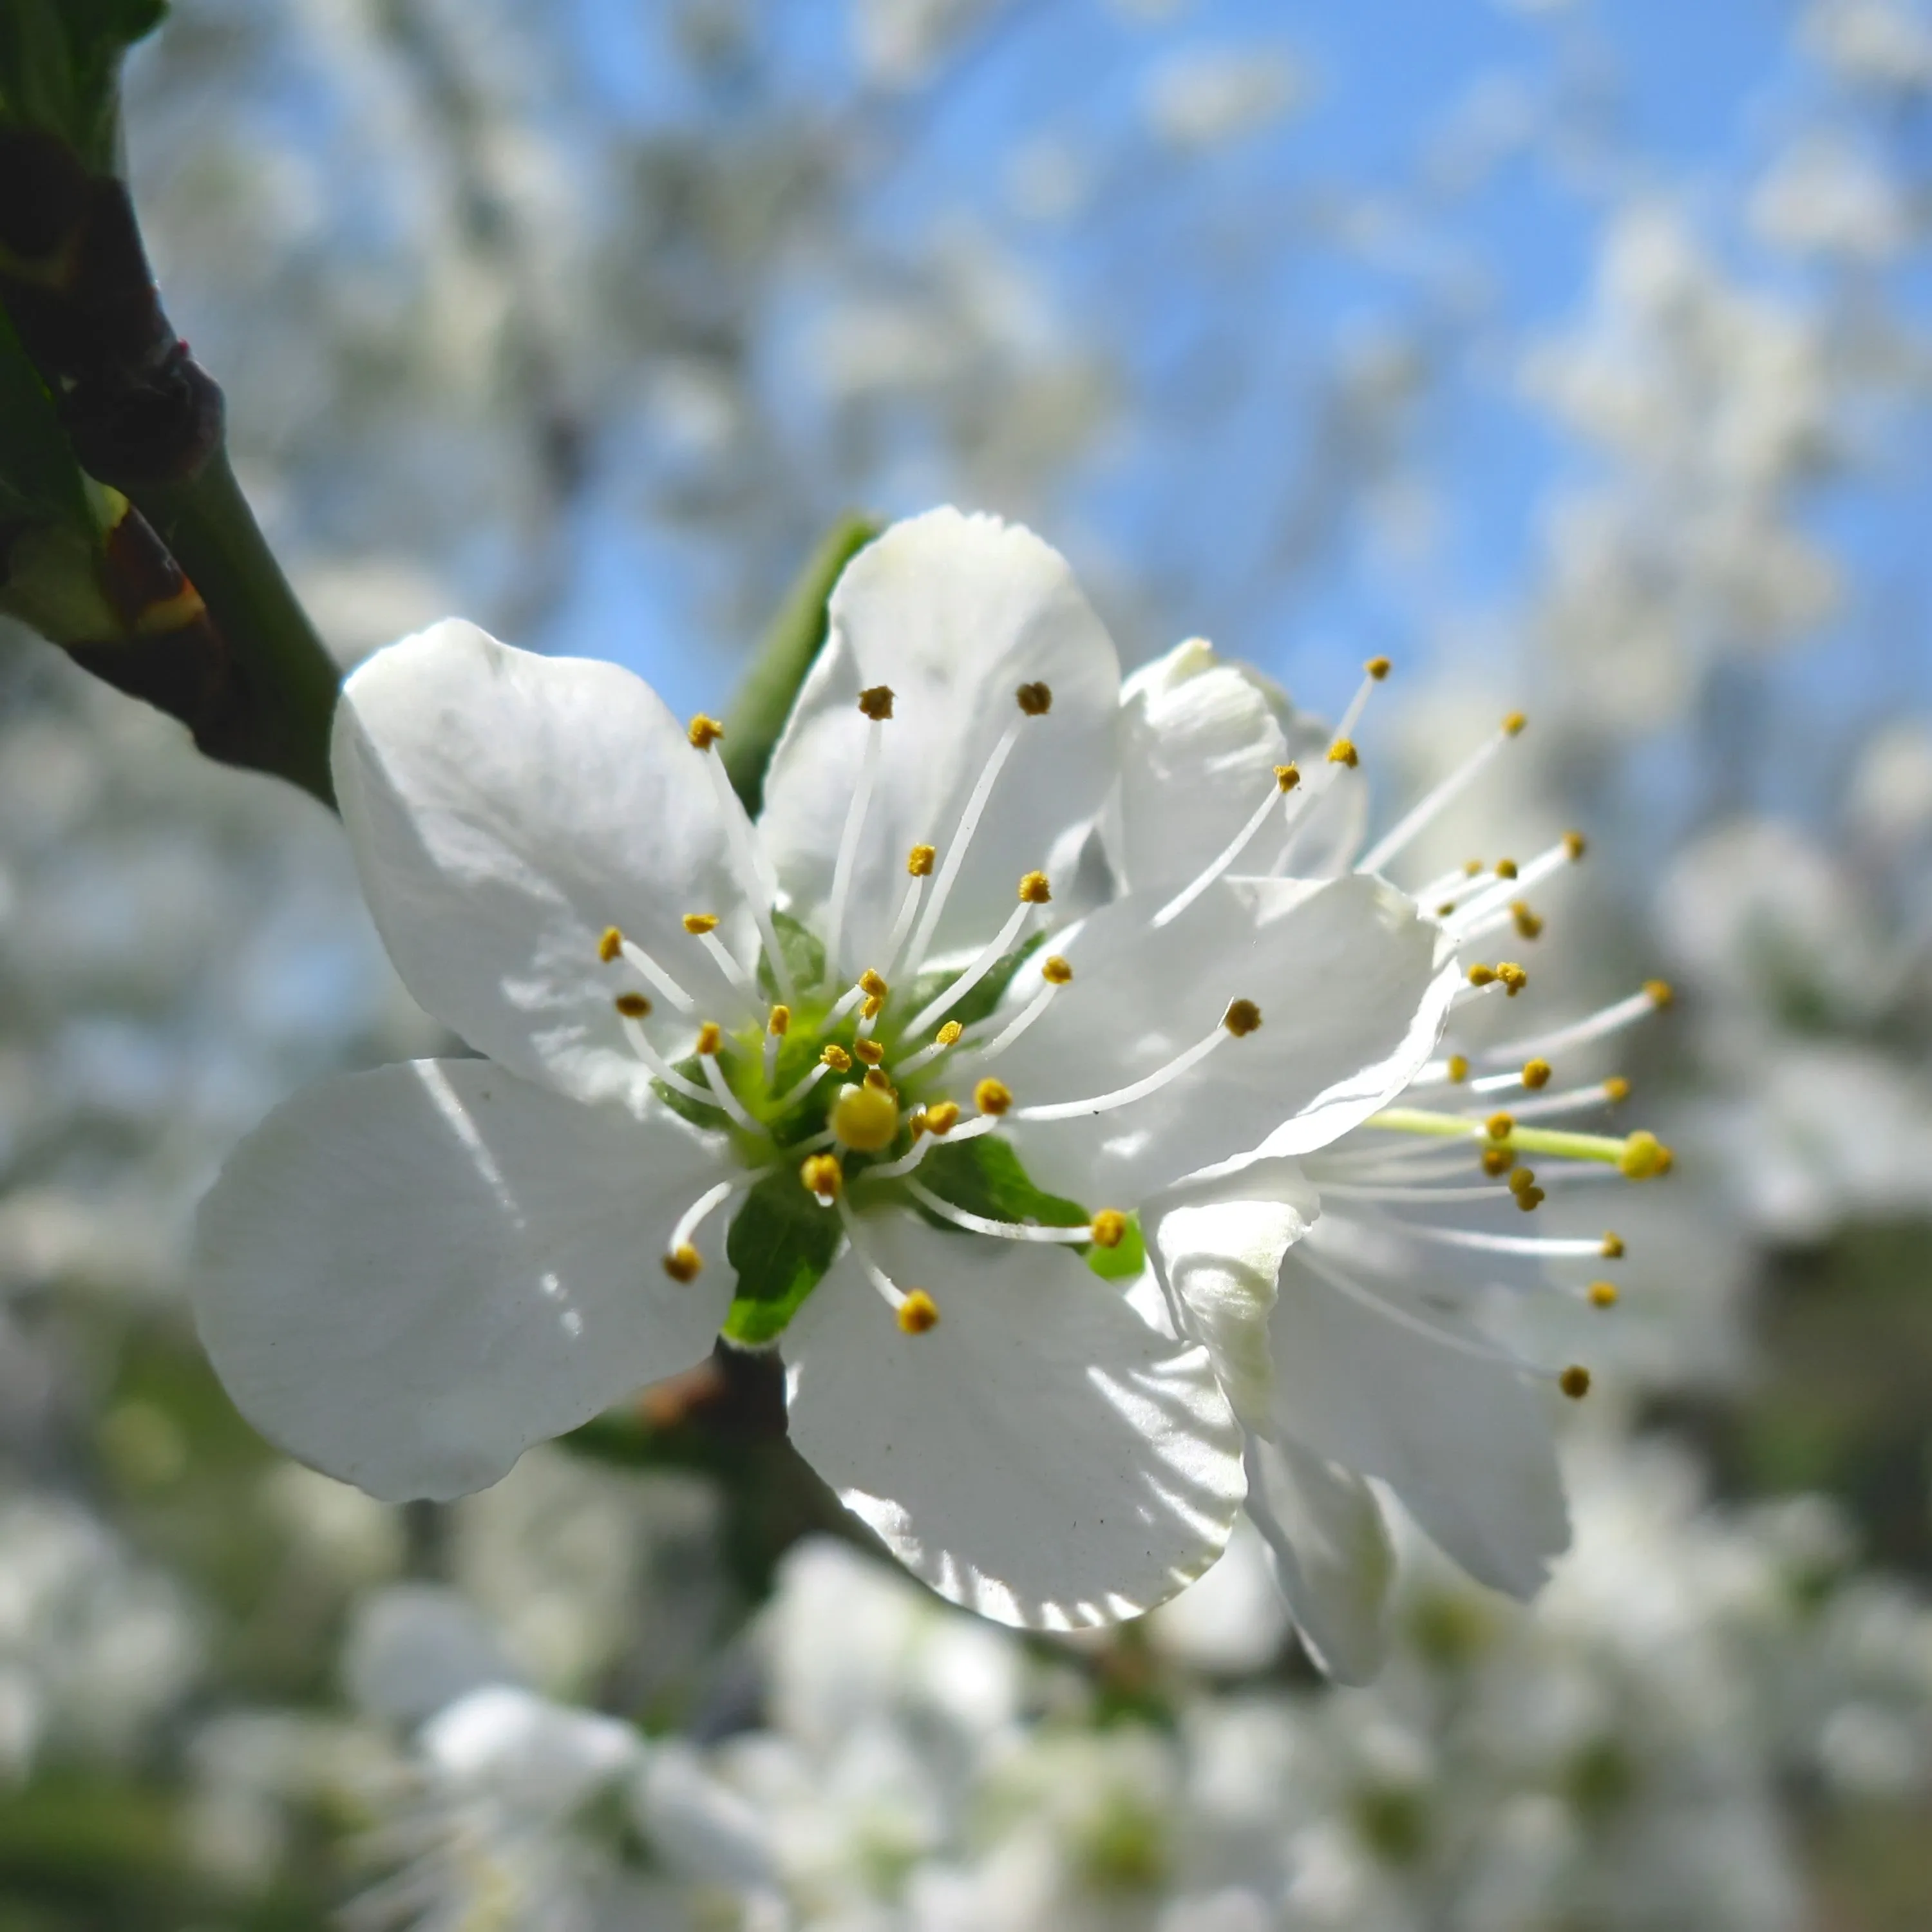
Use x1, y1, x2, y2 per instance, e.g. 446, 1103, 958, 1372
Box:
1508, 1165, 1537, 1194
924, 1101, 960, 1135
1511, 901, 1544, 941
687, 714, 725, 751
1446, 1054, 1470, 1084
1463, 858, 1484, 877
1522, 1058, 1552, 1091
1366, 655, 1392, 680
1601, 1232, 1625, 1259
1558, 1365, 1591, 1399
1619, 1130, 1672, 1180
1018, 869, 1052, 904
768, 1004, 790, 1037
1481, 1146, 1515, 1177
1041, 955, 1073, 985
1327, 737, 1359, 768
682, 913, 719, 935
662, 1244, 703, 1283
1502, 710, 1527, 737
974, 1077, 1013, 1117
935, 1020, 964, 1046
908, 1110, 929, 1141
1090, 1209, 1128, 1249
864, 1067, 895, 1093
1587, 1281, 1619, 1309
1495, 857, 1519, 880
1487, 1112, 1515, 1141
1436, 900, 1458, 918
614, 992, 653, 1019
1016, 681, 1053, 716
857, 684, 895, 721
1564, 831, 1587, 861
898, 1289, 940, 1334
599, 926, 624, 963
908, 843, 936, 877
1604, 1075, 1631, 1104
695, 1022, 723, 1057
1223, 998, 1263, 1037
1497, 961, 1528, 996
1515, 1185, 1546, 1211
1274, 762, 1302, 793
858, 968, 889, 999
1644, 978, 1674, 1009
854, 1039, 885, 1066
800, 1153, 843, 1199
862, 993, 885, 1020
831, 1081, 900, 1153
1467, 963, 1497, 987
820, 1044, 853, 1072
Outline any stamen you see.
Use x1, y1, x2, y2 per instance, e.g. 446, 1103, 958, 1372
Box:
1587, 1282, 1618, 1309
1358, 1104, 1667, 1175
1154, 765, 1303, 929
833, 1193, 936, 1329
860, 1113, 996, 1182
614, 992, 652, 1020
1090, 1209, 1128, 1247
820, 1044, 853, 1072
904, 1178, 1095, 1242
667, 1178, 748, 1264
974, 1077, 1014, 1116
1402, 1225, 1621, 1260
692, 741, 797, 1005
1475, 983, 1671, 1066
1327, 739, 1359, 768
896, 1018, 967, 1077
1504, 1079, 1633, 1122
853, 1039, 885, 1066
614, 936, 699, 1016
858, 684, 895, 720
1357, 711, 1531, 877
825, 703, 886, 983
618, 1014, 724, 1110
801, 1153, 843, 1202
1559, 1365, 1591, 1399
698, 1046, 762, 1134
1446, 835, 1589, 942
923, 1101, 961, 1134
770, 1060, 832, 1113
904, 890, 1037, 1036
907, 706, 1036, 970
1012, 1001, 1258, 1123
694, 929, 761, 1008
599, 927, 624, 964
663, 1245, 703, 1283
687, 714, 725, 750
1601, 1233, 1625, 1259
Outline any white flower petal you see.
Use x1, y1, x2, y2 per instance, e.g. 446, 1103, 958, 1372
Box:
1266, 1217, 1569, 1599
759, 509, 1121, 970
334, 621, 753, 1108
1112, 639, 1364, 890
1145, 1155, 1319, 1430
782, 1213, 1245, 1630
1242, 1433, 1394, 1685
194, 1060, 730, 1503
992, 875, 1450, 1204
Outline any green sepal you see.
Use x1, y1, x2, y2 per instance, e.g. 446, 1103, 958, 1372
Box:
902, 931, 1045, 1036
0, 0, 167, 171
914, 1134, 1088, 1233
755, 907, 825, 1001
1086, 1211, 1146, 1280
721, 1171, 844, 1346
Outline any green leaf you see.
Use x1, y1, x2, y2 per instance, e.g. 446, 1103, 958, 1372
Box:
721, 1171, 844, 1346
902, 931, 1045, 1035
721, 512, 880, 814
756, 906, 825, 1001
1086, 1211, 1146, 1280
915, 1134, 1088, 1232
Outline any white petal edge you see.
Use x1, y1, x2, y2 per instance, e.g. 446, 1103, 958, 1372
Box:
193, 1059, 732, 1502
759, 509, 1122, 972
1242, 1432, 1395, 1685
334, 621, 756, 1108
990, 873, 1452, 1204
782, 1212, 1245, 1631
1265, 1216, 1571, 1599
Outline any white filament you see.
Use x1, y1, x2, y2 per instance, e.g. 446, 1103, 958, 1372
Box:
833, 1195, 914, 1314
1014, 1021, 1229, 1123
824, 719, 882, 983
698, 1051, 764, 1134
965, 980, 1060, 1061
904, 1179, 1093, 1242
618, 938, 698, 1017
1477, 989, 1660, 1067
1357, 723, 1515, 877
620, 1015, 718, 1106
905, 900, 1032, 1036
1154, 777, 1288, 929
907, 719, 1021, 971
699, 752, 795, 1005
